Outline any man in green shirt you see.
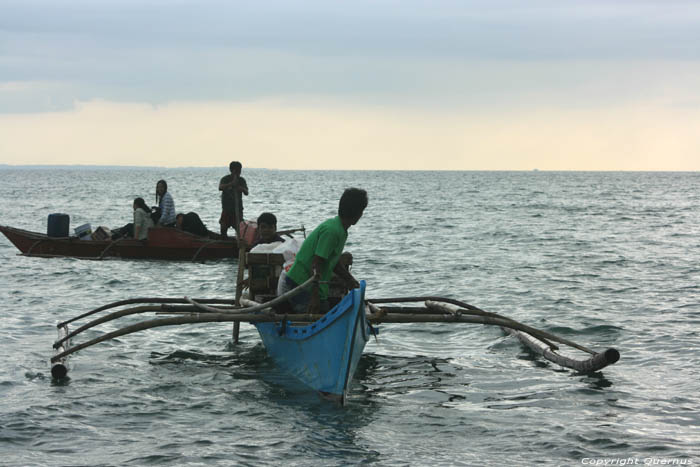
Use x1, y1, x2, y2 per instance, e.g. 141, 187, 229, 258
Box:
278, 188, 368, 314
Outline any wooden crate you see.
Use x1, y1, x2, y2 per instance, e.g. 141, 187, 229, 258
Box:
246, 252, 285, 300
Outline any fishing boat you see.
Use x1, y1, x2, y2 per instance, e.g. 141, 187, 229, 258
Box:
48, 247, 620, 405
0, 224, 238, 261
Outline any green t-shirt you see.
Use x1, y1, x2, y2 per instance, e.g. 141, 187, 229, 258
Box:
287, 216, 348, 299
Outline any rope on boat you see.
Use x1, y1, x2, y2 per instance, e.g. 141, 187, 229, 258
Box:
98, 238, 124, 260
191, 240, 215, 261
190, 237, 240, 262
26, 239, 45, 256
187, 275, 317, 315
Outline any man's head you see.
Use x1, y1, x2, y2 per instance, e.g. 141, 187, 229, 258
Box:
229, 161, 242, 175
338, 188, 368, 226
257, 212, 278, 242
175, 213, 184, 229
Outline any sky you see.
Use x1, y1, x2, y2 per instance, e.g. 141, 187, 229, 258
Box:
1, 0, 699, 170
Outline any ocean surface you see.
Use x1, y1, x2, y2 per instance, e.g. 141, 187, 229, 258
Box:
0, 168, 698, 466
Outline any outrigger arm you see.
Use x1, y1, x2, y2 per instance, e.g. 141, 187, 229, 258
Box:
50, 287, 620, 379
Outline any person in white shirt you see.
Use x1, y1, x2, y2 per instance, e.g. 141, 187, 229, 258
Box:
133, 197, 154, 240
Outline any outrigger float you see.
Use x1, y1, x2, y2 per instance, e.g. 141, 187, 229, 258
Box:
50, 249, 620, 405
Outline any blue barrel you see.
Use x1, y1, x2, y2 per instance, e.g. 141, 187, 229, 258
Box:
47, 213, 70, 237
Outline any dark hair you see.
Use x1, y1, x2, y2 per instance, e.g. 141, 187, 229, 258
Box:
257, 212, 277, 226
338, 188, 368, 219
229, 161, 242, 172
134, 197, 149, 213
156, 179, 168, 204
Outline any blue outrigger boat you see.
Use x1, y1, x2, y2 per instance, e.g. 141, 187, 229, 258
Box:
254, 282, 369, 403
49, 255, 620, 404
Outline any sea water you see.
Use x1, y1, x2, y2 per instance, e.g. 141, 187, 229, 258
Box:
0, 168, 698, 466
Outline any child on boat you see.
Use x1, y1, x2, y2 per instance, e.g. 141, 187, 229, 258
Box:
252, 212, 284, 247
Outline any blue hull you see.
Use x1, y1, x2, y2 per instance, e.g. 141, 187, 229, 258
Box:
254, 281, 368, 403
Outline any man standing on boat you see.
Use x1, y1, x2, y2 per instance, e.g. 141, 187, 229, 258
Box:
277, 188, 367, 314
219, 161, 248, 237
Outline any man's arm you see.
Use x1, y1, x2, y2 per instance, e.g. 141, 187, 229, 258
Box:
333, 260, 359, 289
219, 176, 234, 191
307, 255, 326, 314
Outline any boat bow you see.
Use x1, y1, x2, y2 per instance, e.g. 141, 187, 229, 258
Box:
254, 281, 368, 403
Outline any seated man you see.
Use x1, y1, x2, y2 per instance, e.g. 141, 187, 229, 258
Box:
175, 212, 209, 237
252, 212, 285, 247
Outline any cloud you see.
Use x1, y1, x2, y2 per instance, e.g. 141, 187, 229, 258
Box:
2, 0, 700, 114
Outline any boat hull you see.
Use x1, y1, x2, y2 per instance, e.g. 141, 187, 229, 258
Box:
0, 225, 238, 261
254, 281, 369, 403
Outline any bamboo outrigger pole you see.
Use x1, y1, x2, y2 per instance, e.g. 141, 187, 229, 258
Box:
232, 241, 246, 344
366, 300, 620, 372
50, 276, 318, 378
502, 326, 619, 373
50, 282, 619, 378
232, 182, 244, 344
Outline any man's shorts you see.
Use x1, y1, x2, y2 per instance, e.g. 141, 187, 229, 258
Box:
219, 210, 241, 229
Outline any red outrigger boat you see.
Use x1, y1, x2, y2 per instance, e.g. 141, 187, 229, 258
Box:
0, 225, 239, 261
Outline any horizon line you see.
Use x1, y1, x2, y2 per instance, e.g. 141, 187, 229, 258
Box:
1, 164, 698, 173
